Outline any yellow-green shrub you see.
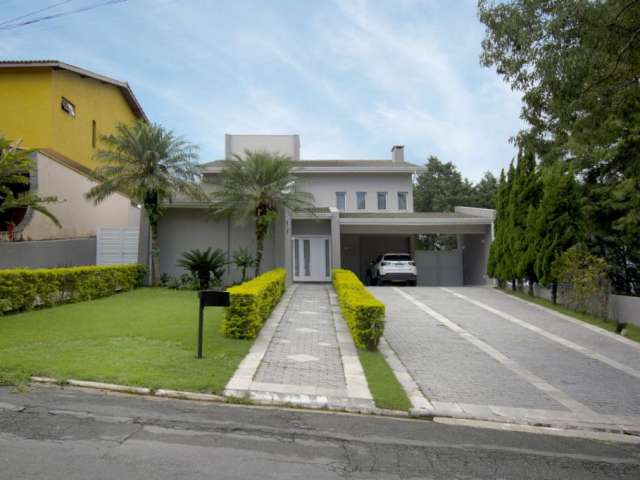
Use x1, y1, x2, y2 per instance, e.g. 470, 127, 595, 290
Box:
222, 268, 286, 339
0, 264, 146, 314
332, 269, 385, 350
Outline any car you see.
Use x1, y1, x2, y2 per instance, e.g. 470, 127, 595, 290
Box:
367, 253, 417, 286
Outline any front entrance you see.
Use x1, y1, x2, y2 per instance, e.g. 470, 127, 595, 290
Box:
292, 235, 331, 282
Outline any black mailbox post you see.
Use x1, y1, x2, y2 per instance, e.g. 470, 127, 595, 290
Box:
198, 290, 230, 359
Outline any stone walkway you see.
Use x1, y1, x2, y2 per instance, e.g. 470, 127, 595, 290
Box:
224, 284, 373, 410
371, 286, 640, 434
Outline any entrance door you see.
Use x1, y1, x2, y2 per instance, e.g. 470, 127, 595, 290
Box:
292, 236, 331, 282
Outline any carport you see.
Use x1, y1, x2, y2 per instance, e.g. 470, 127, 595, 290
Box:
336, 207, 495, 286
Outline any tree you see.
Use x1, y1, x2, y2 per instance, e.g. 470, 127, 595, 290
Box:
177, 247, 227, 290
210, 150, 315, 275
232, 247, 257, 282
85, 121, 206, 286
0, 136, 60, 232
470, 171, 499, 209
534, 161, 584, 303
510, 149, 541, 294
489, 162, 518, 289
479, 0, 640, 295
414, 156, 474, 212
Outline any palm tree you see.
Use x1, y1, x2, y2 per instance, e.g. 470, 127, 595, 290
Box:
85, 121, 207, 285
0, 136, 60, 232
210, 150, 314, 275
177, 247, 227, 290
232, 247, 257, 282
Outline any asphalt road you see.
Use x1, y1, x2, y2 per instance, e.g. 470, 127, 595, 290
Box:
0, 385, 639, 479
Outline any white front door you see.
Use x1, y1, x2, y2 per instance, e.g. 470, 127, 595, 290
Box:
292, 236, 331, 282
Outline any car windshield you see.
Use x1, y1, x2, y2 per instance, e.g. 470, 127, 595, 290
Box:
383, 254, 412, 262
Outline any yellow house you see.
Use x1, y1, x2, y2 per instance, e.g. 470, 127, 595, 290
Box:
0, 60, 147, 170
0, 61, 146, 257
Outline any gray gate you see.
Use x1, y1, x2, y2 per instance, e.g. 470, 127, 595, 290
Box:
414, 249, 463, 286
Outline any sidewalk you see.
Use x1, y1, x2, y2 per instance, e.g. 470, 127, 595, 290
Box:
224, 284, 374, 410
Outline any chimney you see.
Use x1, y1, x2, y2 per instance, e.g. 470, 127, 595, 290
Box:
391, 145, 404, 163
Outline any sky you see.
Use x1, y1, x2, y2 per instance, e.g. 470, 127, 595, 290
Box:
0, 0, 525, 182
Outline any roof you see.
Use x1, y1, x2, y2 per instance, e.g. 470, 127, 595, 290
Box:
338, 211, 494, 226
0, 60, 148, 121
339, 212, 478, 219
203, 159, 426, 174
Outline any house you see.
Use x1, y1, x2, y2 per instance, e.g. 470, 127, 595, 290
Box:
150, 134, 495, 286
0, 61, 145, 266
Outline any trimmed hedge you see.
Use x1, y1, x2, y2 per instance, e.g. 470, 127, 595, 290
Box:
222, 268, 287, 339
332, 269, 385, 350
0, 264, 146, 314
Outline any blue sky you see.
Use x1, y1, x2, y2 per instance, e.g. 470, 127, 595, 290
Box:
1, 0, 524, 181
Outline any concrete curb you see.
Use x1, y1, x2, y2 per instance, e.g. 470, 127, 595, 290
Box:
27, 376, 640, 439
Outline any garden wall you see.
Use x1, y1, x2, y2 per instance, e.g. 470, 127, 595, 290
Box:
0, 237, 96, 269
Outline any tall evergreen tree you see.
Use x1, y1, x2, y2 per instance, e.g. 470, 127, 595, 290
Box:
534, 161, 584, 304
510, 150, 541, 294
487, 169, 507, 286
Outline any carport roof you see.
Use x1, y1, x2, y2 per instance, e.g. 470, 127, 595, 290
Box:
339, 211, 494, 234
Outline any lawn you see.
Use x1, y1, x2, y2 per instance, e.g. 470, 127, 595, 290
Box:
358, 349, 412, 412
504, 289, 640, 343
0, 288, 252, 392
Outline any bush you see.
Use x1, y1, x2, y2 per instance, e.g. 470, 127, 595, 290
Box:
222, 268, 286, 339
332, 269, 385, 350
0, 264, 146, 314
552, 246, 610, 319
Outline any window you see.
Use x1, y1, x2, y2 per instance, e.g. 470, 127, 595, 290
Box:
377, 192, 387, 210
92, 120, 97, 148
61, 97, 76, 117
356, 192, 366, 210
336, 192, 346, 210
398, 192, 408, 210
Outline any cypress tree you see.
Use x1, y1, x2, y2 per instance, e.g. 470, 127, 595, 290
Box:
534, 161, 584, 304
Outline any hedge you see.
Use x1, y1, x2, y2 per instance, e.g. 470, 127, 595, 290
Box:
332, 268, 385, 350
0, 264, 146, 314
222, 268, 287, 339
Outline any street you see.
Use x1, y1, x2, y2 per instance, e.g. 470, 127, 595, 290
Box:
1, 385, 638, 479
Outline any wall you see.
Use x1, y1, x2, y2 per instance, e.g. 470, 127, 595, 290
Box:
0, 68, 53, 147
50, 69, 139, 170
19, 152, 132, 240
459, 230, 491, 285
297, 173, 414, 212
226, 134, 300, 160
157, 208, 276, 284
0, 237, 95, 268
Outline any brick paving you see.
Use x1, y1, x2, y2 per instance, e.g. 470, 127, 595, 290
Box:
371, 286, 640, 431
225, 284, 373, 410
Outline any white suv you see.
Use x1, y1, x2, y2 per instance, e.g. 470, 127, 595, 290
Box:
367, 253, 417, 286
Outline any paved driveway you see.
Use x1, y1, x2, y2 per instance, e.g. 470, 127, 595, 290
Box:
370, 286, 640, 432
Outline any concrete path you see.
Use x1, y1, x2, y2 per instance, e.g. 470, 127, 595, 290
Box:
370, 286, 640, 434
225, 284, 373, 410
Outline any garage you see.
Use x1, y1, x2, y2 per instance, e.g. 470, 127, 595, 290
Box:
337, 209, 494, 286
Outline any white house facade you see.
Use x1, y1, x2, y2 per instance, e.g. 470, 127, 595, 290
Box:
147, 134, 495, 286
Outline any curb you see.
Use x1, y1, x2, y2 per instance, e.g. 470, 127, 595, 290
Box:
26, 376, 640, 440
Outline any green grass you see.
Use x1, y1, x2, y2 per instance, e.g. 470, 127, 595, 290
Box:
504, 289, 640, 343
358, 349, 412, 411
0, 288, 253, 392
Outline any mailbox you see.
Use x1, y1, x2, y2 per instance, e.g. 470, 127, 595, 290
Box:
197, 289, 230, 359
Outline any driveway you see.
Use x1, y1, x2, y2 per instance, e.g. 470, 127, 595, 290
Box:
370, 286, 640, 432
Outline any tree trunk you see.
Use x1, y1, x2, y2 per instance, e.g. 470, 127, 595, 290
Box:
255, 224, 265, 276
551, 281, 558, 304
528, 278, 534, 296
150, 221, 160, 286
511, 279, 517, 291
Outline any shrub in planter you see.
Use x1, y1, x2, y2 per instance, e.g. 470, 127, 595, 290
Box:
332, 269, 385, 350
222, 268, 286, 339
0, 264, 146, 314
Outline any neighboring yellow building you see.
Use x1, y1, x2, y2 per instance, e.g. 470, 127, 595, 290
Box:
0, 61, 145, 252
0, 60, 147, 170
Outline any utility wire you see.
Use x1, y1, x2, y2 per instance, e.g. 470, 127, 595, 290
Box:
0, 0, 76, 27
0, 0, 128, 31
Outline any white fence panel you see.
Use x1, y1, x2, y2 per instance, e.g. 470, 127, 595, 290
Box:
97, 227, 139, 265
